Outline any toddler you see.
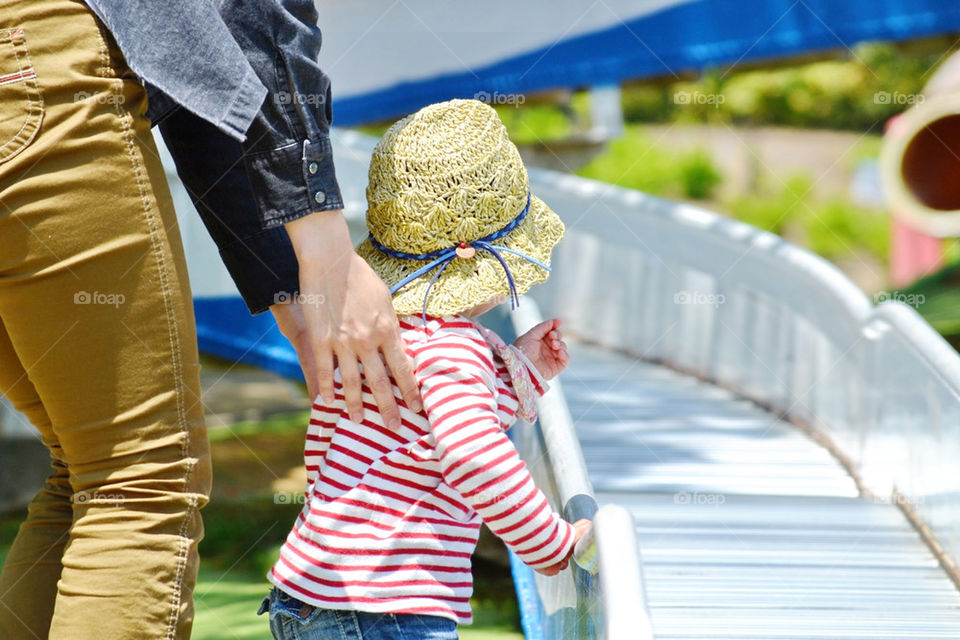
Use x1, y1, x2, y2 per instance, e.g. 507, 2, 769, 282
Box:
260, 99, 588, 640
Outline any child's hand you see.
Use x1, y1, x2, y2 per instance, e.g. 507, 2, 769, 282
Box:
514, 318, 569, 380
534, 519, 591, 576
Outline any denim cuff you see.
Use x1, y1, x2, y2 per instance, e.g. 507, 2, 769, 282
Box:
243, 135, 344, 230
219, 225, 300, 315
221, 67, 269, 142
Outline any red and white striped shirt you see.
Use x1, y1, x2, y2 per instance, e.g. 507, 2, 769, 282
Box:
268, 314, 575, 624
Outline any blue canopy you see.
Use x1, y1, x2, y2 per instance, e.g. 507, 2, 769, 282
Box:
331, 0, 960, 126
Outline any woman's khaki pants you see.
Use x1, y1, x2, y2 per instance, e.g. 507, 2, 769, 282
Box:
0, 1, 212, 638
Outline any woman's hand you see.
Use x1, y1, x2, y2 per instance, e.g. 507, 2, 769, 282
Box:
270, 301, 319, 400
274, 210, 422, 427
514, 318, 569, 380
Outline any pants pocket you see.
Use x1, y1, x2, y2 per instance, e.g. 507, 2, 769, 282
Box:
266, 588, 329, 639
0, 27, 43, 165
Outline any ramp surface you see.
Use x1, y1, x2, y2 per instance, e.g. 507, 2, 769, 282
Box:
562, 340, 960, 639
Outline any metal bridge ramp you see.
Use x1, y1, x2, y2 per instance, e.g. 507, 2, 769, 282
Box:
563, 340, 960, 640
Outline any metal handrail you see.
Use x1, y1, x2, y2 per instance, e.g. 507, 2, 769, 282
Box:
520, 161, 960, 578
510, 301, 655, 640
510, 303, 594, 520
593, 505, 655, 640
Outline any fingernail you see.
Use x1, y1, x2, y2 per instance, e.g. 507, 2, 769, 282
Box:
410, 400, 422, 412
389, 417, 401, 430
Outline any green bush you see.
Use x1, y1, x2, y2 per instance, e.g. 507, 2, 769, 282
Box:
576, 129, 674, 194
678, 149, 724, 199
622, 38, 951, 131
724, 173, 889, 264
495, 103, 575, 144
622, 84, 673, 122
576, 128, 723, 200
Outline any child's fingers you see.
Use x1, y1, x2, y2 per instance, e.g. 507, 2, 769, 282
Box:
534, 318, 556, 335
547, 326, 565, 345
540, 318, 561, 338
523, 320, 553, 342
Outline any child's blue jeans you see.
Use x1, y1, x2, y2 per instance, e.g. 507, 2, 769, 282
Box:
259, 587, 459, 639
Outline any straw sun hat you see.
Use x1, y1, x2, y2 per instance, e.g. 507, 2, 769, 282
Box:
356, 99, 564, 318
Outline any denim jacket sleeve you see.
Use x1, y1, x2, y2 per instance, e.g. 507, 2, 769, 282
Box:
158, 108, 300, 315
84, 0, 339, 311
219, 0, 344, 229
152, 0, 345, 313
152, 0, 344, 232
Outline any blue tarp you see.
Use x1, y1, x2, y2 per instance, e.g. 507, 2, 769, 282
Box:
194, 298, 303, 382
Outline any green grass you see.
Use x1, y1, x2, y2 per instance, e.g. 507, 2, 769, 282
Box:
193, 565, 273, 639
192, 563, 523, 640
206, 409, 310, 443
725, 174, 812, 236
0, 512, 19, 567
804, 198, 889, 262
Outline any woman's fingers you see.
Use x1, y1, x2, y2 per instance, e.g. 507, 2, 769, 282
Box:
269, 302, 321, 400
337, 328, 419, 427
296, 334, 319, 401
359, 350, 402, 429
337, 350, 364, 422
303, 302, 337, 404
383, 335, 421, 413
313, 339, 336, 404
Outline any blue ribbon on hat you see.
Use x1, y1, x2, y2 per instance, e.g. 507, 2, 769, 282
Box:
367, 193, 550, 321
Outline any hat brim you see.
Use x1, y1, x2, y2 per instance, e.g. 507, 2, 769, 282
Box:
357, 194, 564, 317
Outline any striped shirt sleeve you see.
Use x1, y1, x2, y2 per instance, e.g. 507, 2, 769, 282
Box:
412, 331, 575, 570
